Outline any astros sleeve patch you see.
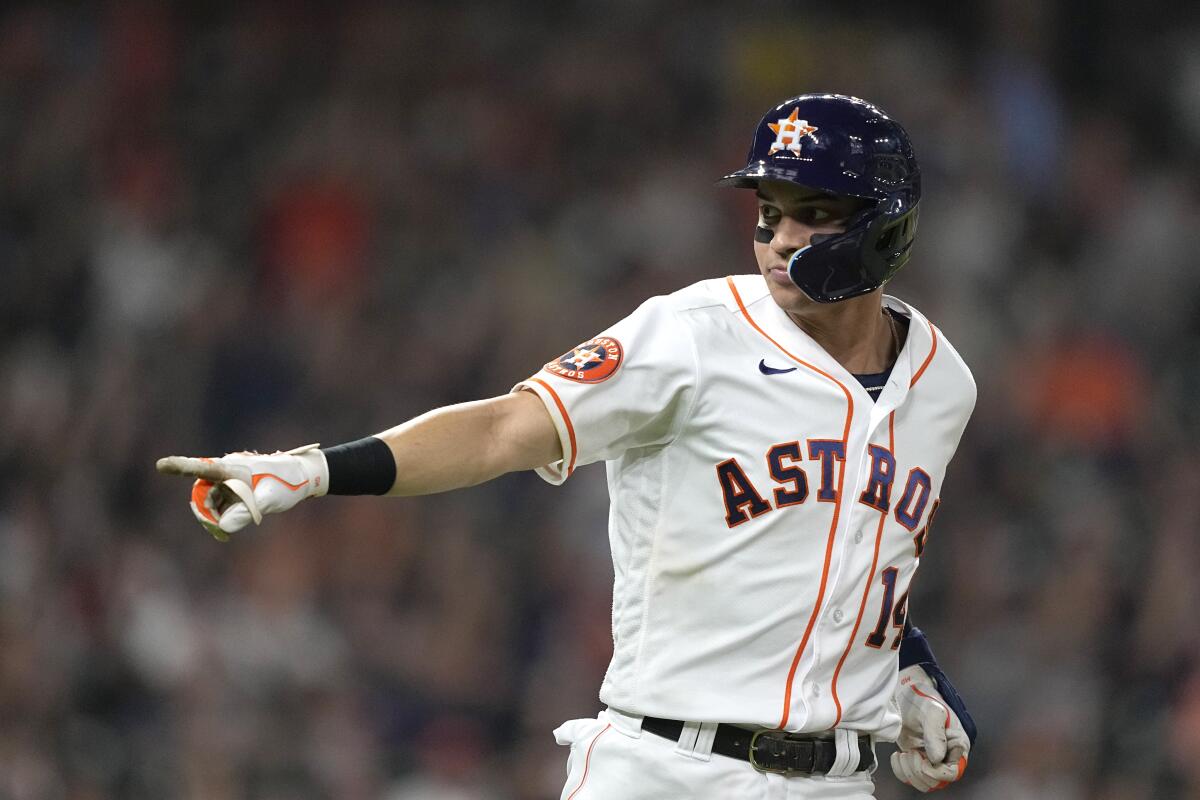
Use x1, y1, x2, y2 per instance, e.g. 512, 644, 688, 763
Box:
513, 296, 698, 484
544, 337, 624, 383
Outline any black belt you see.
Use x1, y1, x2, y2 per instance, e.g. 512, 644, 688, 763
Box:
642, 716, 875, 775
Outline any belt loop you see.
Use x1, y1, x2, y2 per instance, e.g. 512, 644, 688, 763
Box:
673, 721, 718, 762
826, 729, 861, 777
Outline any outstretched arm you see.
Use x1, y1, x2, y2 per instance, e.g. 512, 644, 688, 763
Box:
157, 390, 562, 538
378, 391, 561, 496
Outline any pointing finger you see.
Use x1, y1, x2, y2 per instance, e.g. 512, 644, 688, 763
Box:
157, 456, 233, 482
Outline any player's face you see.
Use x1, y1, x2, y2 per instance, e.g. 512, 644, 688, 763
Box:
753, 180, 867, 312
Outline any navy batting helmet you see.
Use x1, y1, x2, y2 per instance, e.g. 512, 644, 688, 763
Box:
718, 94, 920, 303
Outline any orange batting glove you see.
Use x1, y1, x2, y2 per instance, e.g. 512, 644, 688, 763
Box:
157, 444, 329, 541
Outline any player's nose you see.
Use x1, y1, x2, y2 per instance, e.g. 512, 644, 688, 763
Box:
769, 216, 813, 257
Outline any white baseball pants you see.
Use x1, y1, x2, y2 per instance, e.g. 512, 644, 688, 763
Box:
555, 709, 876, 800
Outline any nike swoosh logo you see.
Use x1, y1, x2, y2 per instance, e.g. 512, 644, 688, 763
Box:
759, 359, 798, 375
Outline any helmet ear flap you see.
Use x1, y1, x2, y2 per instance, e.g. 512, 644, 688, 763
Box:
875, 222, 901, 253
809, 201, 875, 248
786, 196, 918, 303
861, 201, 919, 279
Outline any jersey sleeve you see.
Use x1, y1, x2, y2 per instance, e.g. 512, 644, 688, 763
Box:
513, 296, 700, 485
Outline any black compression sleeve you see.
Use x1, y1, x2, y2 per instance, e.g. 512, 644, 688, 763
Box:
321, 436, 397, 495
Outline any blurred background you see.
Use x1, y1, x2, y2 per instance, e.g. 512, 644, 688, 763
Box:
3, 1, 1200, 798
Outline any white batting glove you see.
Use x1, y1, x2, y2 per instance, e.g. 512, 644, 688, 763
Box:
891, 665, 970, 792
157, 444, 329, 541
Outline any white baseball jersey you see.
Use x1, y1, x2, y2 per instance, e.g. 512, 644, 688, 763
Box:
515, 274, 975, 740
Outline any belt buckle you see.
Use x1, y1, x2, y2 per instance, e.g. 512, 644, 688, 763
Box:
748, 729, 803, 775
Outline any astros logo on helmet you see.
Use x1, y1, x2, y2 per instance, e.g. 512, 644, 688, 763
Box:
767, 108, 818, 155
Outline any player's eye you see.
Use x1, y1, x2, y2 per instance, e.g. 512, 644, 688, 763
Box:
797, 207, 833, 224
759, 205, 781, 225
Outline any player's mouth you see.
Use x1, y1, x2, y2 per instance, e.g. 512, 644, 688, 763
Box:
766, 265, 792, 286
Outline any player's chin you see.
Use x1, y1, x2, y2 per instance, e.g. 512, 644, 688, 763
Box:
762, 269, 811, 310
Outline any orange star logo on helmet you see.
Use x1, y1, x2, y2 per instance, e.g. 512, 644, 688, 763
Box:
767, 108, 818, 155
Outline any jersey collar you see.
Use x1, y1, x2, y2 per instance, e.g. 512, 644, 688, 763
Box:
735, 278, 936, 414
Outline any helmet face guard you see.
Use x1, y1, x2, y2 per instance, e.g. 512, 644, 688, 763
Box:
787, 195, 919, 303
719, 94, 921, 303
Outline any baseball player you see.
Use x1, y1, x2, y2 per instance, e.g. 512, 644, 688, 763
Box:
159, 94, 977, 798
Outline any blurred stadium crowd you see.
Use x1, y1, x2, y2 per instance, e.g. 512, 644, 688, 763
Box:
3, 2, 1200, 798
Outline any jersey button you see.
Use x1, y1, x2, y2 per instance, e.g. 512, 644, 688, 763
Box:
854, 530, 864, 544
833, 609, 844, 623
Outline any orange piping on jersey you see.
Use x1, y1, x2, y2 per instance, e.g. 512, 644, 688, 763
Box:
566, 724, 611, 800
724, 277, 855, 730
528, 377, 579, 477
909, 319, 939, 388
829, 412, 896, 727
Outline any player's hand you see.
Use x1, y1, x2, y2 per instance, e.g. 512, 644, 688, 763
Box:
891, 665, 970, 792
156, 444, 328, 541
